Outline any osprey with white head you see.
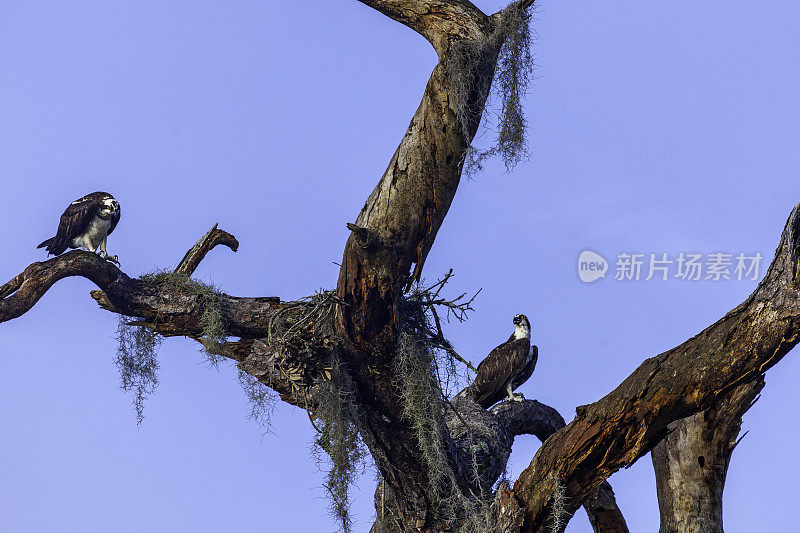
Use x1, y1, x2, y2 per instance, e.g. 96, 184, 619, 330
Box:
457, 313, 538, 408
512, 313, 531, 340
38, 192, 121, 264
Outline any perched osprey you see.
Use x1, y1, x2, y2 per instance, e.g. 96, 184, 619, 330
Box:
38, 192, 121, 264
457, 314, 537, 409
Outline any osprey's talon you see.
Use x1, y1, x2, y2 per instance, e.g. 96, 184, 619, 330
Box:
106, 254, 120, 265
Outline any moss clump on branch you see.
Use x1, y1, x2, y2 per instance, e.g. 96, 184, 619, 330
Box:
113, 269, 227, 424
391, 329, 502, 532
493, 3, 535, 170
459, 497, 495, 533
394, 272, 502, 530
262, 290, 339, 398
447, 2, 535, 174
115, 316, 161, 425
139, 270, 283, 430
394, 272, 522, 532
139, 270, 227, 366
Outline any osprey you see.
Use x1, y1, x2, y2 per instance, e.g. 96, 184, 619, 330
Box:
457, 314, 537, 409
38, 191, 121, 264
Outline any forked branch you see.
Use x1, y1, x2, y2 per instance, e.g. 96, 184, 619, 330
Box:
510, 201, 800, 532
0, 225, 282, 340
651, 376, 765, 532
492, 400, 629, 532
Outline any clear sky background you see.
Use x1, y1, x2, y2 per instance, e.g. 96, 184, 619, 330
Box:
1, 1, 799, 531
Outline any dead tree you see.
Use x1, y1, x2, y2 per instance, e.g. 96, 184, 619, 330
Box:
2, 1, 800, 532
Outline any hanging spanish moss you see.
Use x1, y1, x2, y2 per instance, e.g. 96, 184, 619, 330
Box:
312, 353, 367, 533
237, 369, 278, 430
447, 2, 535, 174
115, 316, 161, 426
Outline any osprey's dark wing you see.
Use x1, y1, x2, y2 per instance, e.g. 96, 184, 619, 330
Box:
107, 202, 120, 236
511, 344, 537, 391
37, 194, 100, 255
469, 336, 531, 408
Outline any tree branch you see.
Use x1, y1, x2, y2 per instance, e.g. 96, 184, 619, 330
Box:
516, 0, 536, 12
2, 227, 348, 430
511, 202, 800, 532
492, 400, 629, 533
0, 228, 281, 339
488, 1, 536, 27
175, 223, 239, 276
334, 2, 544, 524
582, 483, 629, 533
0, 251, 121, 322
492, 399, 566, 441
332, 22, 510, 520
356, 0, 490, 54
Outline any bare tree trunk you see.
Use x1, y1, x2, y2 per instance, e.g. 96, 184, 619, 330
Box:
651, 377, 764, 533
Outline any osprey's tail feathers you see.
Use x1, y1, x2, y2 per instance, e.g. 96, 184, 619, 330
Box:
37, 237, 67, 255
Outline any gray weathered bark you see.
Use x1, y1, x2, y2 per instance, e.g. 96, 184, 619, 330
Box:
651, 377, 764, 533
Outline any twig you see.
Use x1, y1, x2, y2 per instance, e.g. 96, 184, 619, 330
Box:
429, 303, 477, 373
731, 429, 751, 452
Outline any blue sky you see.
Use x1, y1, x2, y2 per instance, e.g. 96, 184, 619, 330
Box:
1, 1, 799, 531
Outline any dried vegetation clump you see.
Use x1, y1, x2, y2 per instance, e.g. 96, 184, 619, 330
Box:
447, 3, 535, 174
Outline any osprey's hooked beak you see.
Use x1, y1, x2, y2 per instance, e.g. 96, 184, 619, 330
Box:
513, 315, 522, 325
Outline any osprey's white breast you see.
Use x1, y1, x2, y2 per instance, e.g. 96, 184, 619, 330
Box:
71, 214, 113, 250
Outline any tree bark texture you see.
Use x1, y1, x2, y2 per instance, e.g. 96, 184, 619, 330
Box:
333, 2, 513, 523
492, 401, 629, 533
651, 377, 764, 533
